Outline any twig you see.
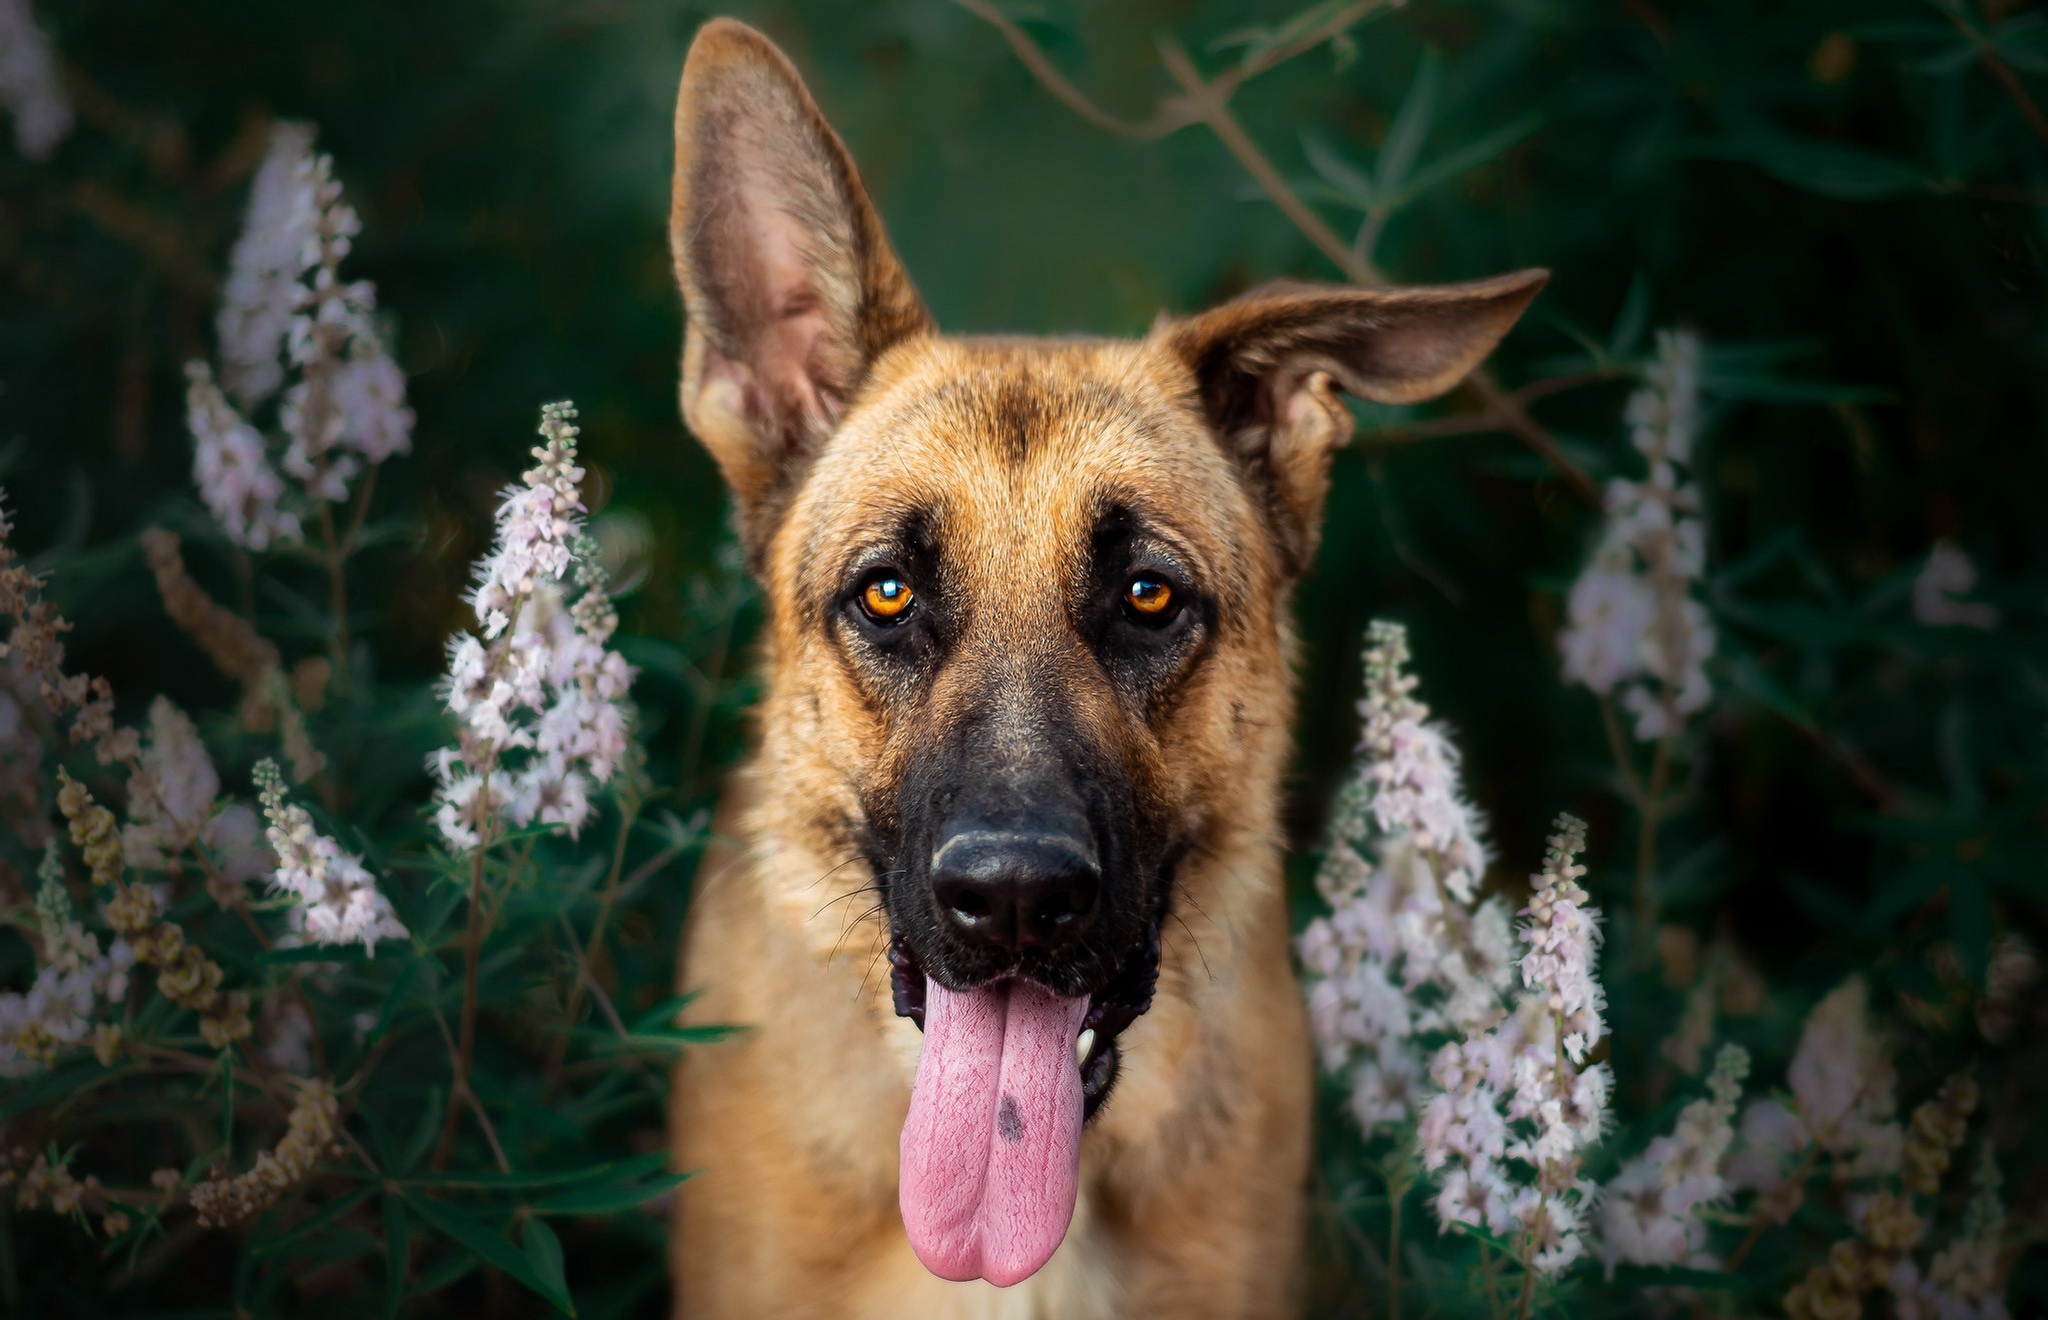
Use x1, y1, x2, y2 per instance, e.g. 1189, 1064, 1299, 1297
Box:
1950, 7, 2048, 150
427, 997, 510, 1175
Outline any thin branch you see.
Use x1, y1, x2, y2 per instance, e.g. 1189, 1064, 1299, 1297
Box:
427, 996, 510, 1175
947, 0, 1181, 139
1951, 7, 2048, 150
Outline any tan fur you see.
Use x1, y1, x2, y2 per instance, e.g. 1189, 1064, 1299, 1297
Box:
665, 20, 1543, 1319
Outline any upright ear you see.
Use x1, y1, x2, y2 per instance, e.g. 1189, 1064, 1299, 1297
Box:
1162, 269, 1548, 576
671, 19, 931, 560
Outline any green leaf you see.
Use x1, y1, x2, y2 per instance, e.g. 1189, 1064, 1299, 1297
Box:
529, 1171, 693, 1217
1949, 871, 1993, 987
404, 1153, 671, 1191
1689, 132, 1927, 201
258, 942, 380, 965
1609, 272, 1652, 358
403, 1194, 573, 1316
1386, 114, 1543, 209
1720, 648, 1814, 731
1301, 133, 1375, 208
368, 959, 423, 1045
1863, 857, 1951, 926
523, 1218, 573, 1314
585, 1025, 747, 1058
1377, 48, 1444, 200
1610, 1264, 1739, 1290
249, 1185, 376, 1257
384, 1195, 410, 1320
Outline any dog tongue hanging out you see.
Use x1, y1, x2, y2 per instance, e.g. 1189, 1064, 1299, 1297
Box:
900, 982, 1088, 1285
662, 16, 1545, 1316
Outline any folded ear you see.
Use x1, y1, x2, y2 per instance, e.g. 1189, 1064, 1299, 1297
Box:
671, 18, 932, 559
1162, 269, 1548, 576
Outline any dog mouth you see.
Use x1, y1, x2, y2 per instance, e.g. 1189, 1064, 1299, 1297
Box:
888, 916, 1162, 1123
887, 857, 1172, 1288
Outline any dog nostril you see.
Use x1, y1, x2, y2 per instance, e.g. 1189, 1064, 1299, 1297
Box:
946, 890, 993, 922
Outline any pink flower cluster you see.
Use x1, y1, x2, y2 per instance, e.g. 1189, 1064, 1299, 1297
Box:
187, 122, 414, 550
0, 847, 132, 1075
0, 0, 72, 160
256, 759, 407, 953
1296, 621, 1513, 1138
1559, 329, 1715, 740
1600, 1043, 1749, 1273
1420, 816, 1611, 1274
430, 402, 633, 851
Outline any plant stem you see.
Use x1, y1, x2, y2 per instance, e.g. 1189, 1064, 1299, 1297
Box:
1480, 1240, 1505, 1318
1633, 730, 1674, 959
1385, 1168, 1404, 1319
432, 834, 490, 1172
543, 797, 641, 1089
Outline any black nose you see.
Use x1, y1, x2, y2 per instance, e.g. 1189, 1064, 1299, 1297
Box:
930, 830, 1100, 953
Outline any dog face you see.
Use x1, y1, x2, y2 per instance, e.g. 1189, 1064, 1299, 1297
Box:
671, 19, 1542, 1109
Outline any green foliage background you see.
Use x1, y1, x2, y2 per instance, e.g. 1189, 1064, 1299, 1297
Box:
1, 0, 2044, 1316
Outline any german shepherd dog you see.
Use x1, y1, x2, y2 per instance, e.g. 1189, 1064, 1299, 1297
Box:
665, 19, 1544, 1318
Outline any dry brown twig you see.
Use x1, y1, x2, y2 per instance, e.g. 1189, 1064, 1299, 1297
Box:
948, 0, 1604, 503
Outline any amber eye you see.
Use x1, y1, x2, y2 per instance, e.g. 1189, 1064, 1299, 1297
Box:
1124, 576, 1175, 619
860, 575, 915, 623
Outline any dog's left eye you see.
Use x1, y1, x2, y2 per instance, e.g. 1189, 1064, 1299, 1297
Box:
857, 573, 916, 624
1122, 575, 1178, 624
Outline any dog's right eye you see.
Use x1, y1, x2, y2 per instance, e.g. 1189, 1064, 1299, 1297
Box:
856, 573, 916, 625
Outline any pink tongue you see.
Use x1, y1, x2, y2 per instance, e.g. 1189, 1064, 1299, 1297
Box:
899, 977, 1089, 1287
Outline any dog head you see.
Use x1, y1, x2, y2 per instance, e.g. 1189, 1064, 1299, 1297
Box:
671, 19, 1542, 1110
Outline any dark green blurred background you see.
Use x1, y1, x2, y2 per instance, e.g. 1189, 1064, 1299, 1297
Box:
4, 0, 2045, 1312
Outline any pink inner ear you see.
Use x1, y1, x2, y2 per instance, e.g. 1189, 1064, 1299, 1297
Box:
735, 183, 842, 432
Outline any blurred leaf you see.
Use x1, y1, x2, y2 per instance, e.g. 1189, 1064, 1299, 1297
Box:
1863, 856, 1952, 926
523, 1217, 572, 1314
368, 958, 423, 1045
1950, 871, 1993, 986
249, 1185, 375, 1258
1302, 133, 1375, 208
406, 1152, 672, 1191
1786, 872, 1863, 926
384, 1195, 410, 1320
1688, 132, 1928, 200
1609, 271, 1652, 359
529, 1171, 693, 1217
1385, 114, 1543, 209
1721, 646, 1815, 731
403, 1194, 574, 1316
1378, 48, 1445, 201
